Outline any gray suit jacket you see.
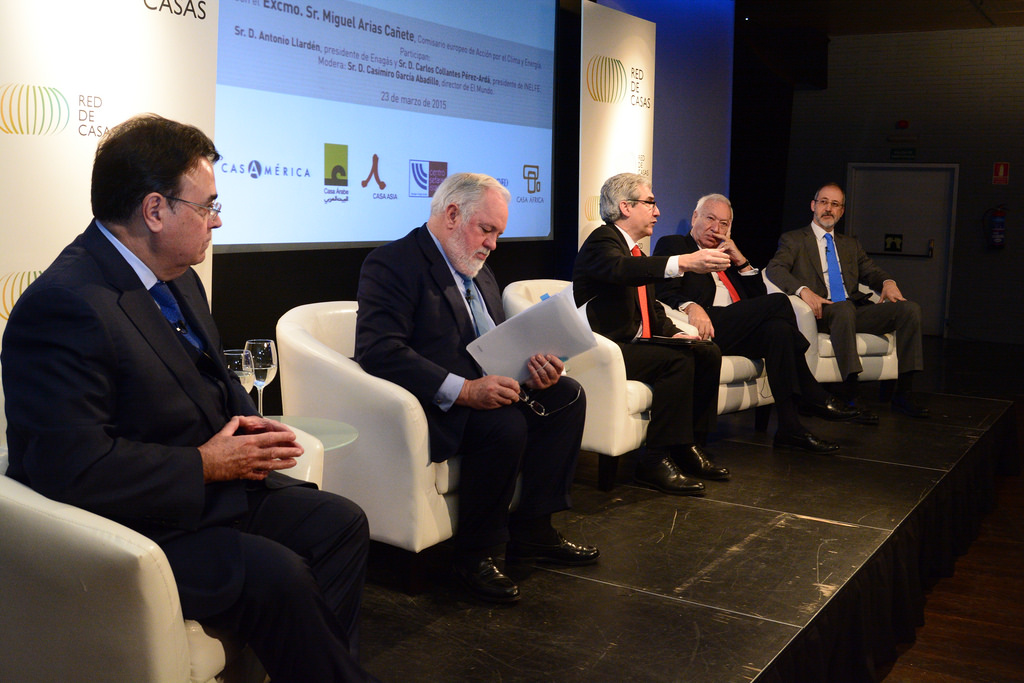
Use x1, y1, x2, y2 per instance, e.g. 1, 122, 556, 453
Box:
766, 224, 891, 303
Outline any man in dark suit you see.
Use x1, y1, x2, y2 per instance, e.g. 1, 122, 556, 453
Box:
766, 182, 927, 418
654, 194, 858, 454
573, 173, 731, 496
355, 172, 598, 604
2, 115, 375, 682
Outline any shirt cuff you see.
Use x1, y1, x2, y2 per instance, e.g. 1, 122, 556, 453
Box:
435, 373, 465, 412
665, 255, 682, 278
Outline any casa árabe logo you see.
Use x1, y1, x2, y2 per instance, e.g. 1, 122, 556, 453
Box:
324, 143, 350, 204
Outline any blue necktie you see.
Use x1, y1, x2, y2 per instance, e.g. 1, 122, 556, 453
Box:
150, 281, 203, 349
824, 233, 846, 303
459, 274, 494, 338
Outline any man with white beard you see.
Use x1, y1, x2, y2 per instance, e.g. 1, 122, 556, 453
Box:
355, 173, 598, 604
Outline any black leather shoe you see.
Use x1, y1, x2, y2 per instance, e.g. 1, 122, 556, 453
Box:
634, 456, 705, 495
507, 532, 600, 567
673, 444, 730, 480
800, 395, 860, 421
452, 556, 520, 604
773, 431, 840, 454
892, 395, 930, 418
851, 407, 880, 425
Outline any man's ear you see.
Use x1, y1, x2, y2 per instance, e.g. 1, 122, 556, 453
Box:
140, 192, 166, 234
444, 203, 460, 229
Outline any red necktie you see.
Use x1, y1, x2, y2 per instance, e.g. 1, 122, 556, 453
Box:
630, 244, 652, 338
717, 270, 741, 303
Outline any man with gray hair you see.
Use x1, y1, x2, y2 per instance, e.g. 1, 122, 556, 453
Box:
356, 172, 598, 605
573, 173, 731, 495
653, 193, 859, 455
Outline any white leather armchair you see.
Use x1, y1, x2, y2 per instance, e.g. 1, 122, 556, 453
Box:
763, 273, 898, 383
501, 280, 647, 490
276, 301, 457, 554
0, 368, 324, 683
502, 280, 775, 490
662, 307, 773, 416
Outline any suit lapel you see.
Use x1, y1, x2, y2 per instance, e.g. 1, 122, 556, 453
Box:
83, 224, 227, 431
416, 226, 477, 343
834, 232, 858, 293
802, 225, 828, 293
682, 234, 719, 305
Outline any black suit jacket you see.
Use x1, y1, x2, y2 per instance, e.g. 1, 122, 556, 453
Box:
653, 233, 766, 310
572, 224, 680, 342
355, 224, 506, 462
766, 224, 891, 303
2, 221, 300, 619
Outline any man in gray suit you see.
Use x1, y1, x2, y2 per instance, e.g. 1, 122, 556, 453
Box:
765, 182, 927, 418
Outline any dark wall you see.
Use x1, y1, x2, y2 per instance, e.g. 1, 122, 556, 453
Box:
728, 9, 831, 268
781, 29, 1024, 343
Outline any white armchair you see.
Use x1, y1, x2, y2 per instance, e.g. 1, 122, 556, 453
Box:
501, 280, 648, 490
663, 307, 773, 417
763, 273, 898, 384
0, 373, 324, 683
276, 301, 457, 555
501, 280, 774, 491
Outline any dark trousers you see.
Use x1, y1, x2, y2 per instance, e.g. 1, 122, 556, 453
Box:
818, 299, 924, 378
202, 486, 375, 683
709, 292, 821, 403
454, 376, 585, 552
619, 340, 721, 453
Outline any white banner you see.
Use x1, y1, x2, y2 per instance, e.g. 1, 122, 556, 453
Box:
578, 3, 655, 249
0, 0, 219, 314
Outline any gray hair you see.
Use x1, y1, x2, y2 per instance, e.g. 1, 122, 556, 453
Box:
693, 193, 733, 221
599, 173, 651, 223
430, 172, 510, 223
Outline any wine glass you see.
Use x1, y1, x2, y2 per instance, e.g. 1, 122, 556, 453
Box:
224, 349, 255, 394
245, 339, 278, 415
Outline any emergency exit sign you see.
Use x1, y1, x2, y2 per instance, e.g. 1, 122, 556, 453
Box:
994, 162, 1010, 185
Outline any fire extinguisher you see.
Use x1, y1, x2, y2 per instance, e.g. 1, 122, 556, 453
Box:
983, 205, 1007, 248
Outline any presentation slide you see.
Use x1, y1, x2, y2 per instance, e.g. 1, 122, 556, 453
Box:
214, 0, 556, 252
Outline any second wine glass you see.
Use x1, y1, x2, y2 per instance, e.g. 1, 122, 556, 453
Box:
224, 349, 255, 393
244, 339, 278, 415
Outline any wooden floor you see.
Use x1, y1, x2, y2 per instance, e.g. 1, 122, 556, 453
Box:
879, 399, 1024, 681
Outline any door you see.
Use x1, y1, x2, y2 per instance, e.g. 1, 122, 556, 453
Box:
844, 163, 958, 337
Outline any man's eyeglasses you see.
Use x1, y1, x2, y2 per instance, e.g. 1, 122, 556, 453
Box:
166, 196, 222, 219
628, 198, 657, 208
518, 384, 582, 417
814, 198, 844, 210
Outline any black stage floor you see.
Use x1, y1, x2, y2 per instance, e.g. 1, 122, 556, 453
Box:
358, 343, 1020, 682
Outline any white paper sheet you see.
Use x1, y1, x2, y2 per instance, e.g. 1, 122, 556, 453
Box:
467, 284, 597, 382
